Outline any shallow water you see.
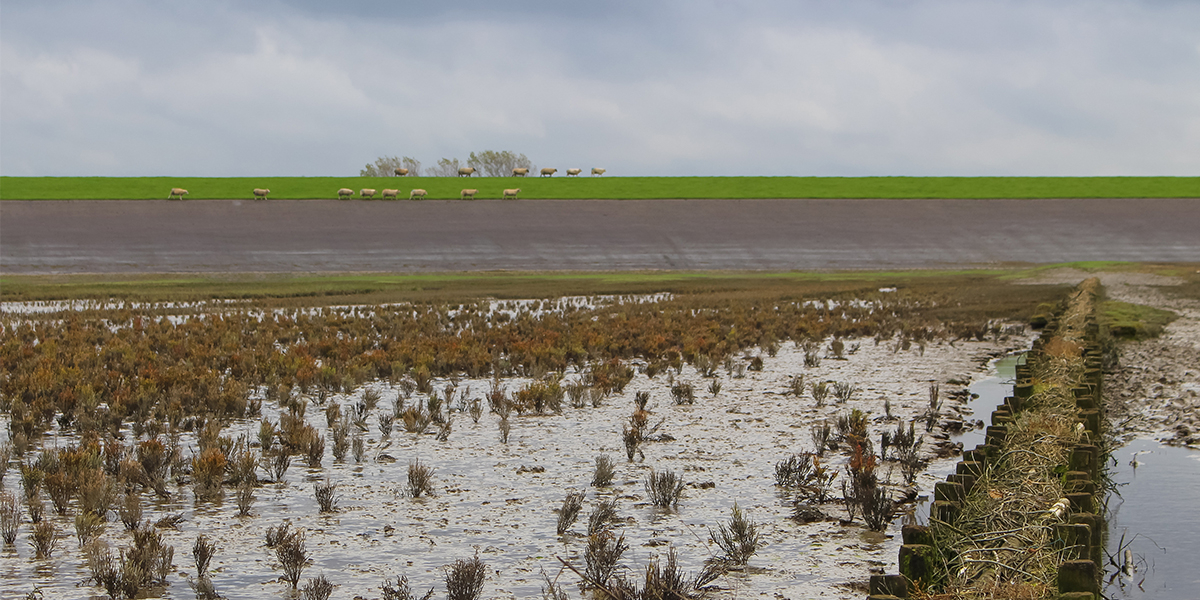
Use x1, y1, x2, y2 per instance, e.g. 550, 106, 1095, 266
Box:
0, 333, 1032, 600
1104, 438, 1200, 599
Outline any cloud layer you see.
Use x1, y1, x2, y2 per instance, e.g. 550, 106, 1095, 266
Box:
2, 0, 1197, 176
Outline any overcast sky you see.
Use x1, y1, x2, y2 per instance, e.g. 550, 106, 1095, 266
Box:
2, 0, 1197, 177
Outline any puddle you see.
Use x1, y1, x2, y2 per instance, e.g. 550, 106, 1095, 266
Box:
1104, 438, 1200, 598
912, 353, 1023, 524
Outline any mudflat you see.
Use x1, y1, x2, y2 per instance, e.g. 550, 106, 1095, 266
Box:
2, 198, 1197, 273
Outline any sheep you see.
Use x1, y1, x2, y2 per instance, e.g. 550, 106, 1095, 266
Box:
591, 168, 606, 176
502, 188, 520, 199
168, 188, 188, 200
512, 167, 529, 177
252, 188, 270, 199
360, 188, 377, 199
381, 189, 399, 199
410, 189, 427, 199
566, 168, 582, 177
540, 168, 557, 177
337, 188, 354, 200
460, 188, 478, 200
394, 168, 409, 176
458, 166, 476, 177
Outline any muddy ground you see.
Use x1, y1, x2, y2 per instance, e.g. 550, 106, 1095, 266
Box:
1017, 268, 1200, 448
3, 198, 1199, 273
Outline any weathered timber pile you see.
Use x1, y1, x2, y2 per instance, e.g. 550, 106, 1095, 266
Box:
869, 278, 1107, 600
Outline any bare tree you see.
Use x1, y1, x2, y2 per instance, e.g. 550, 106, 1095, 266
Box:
466, 150, 534, 177
426, 158, 463, 177
361, 156, 422, 177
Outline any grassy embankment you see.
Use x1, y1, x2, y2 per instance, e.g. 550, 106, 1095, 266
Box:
1, 176, 1197, 200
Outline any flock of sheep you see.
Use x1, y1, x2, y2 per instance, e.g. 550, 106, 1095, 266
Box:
165, 166, 606, 201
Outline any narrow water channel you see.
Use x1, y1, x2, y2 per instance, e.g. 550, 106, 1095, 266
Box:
1104, 438, 1200, 599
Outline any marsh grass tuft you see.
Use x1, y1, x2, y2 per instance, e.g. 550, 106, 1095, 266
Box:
832, 381, 858, 404
407, 460, 436, 498
444, 553, 487, 600
587, 498, 619, 535
810, 421, 832, 457
269, 450, 291, 483
556, 491, 586, 535
314, 479, 340, 513
592, 454, 616, 487
583, 530, 628, 588
2, 492, 21, 544
31, 519, 59, 558
670, 383, 695, 405
74, 511, 105, 547
302, 574, 335, 600
273, 525, 309, 589
643, 469, 684, 508
810, 380, 830, 406
382, 574, 434, 600
709, 503, 760, 565
193, 534, 216, 577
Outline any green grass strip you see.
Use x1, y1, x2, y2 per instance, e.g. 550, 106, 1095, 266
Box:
2, 176, 1197, 200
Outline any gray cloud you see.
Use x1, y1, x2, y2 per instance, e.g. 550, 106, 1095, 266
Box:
1, 0, 1197, 176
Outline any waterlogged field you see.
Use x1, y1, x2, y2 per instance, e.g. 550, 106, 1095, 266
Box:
2, 176, 1197, 201
0, 289, 1050, 599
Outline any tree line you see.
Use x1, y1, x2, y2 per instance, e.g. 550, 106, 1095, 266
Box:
361, 151, 535, 177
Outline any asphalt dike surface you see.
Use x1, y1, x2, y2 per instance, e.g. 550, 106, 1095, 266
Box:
2, 198, 1198, 273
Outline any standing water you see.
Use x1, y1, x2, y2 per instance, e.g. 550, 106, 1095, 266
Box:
1104, 439, 1200, 599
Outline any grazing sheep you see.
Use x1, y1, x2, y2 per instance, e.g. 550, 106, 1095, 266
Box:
381, 189, 399, 199
337, 188, 354, 200
512, 167, 529, 177
410, 189, 427, 199
591, 168, 606, 176
502, 188, 520, 199
566, 168, 582, 177
252, 188, 270, 199
458, 166, 476, 177
460, 188, 478, 199
540, 168, 557, 177
394, 168, 409, 176
168, 188, 188, 200
360, 188, 377, 199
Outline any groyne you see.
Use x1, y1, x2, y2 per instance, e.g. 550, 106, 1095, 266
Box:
870, 278, 1108, 599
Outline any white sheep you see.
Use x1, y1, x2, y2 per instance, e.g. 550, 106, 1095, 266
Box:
168, 188, 188, 200
458, 166, 476, 177
591, 168, 606, 176
381, 189, 399, 199
360, 188, 377, 199
540, 168, 557, 177
566, 168, 582, 177
394, 168, 409, 176
461, 188, 478, 199
252, 188, 270, 199
337, 188, 354, 200
502, 188, 520, 199
410, 189, 428, 199
512, 167, 529, 177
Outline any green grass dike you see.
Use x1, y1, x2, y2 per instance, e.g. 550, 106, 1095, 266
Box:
1, 175, 1197, 200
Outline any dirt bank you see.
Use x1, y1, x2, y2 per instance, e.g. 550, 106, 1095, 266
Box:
1017, 268, 1200, 448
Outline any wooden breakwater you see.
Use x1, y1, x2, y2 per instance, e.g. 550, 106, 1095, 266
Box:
869, 278, 1108, 600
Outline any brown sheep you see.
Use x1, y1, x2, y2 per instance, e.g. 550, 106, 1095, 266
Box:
360, 188, 377, 199
460, 188, 478, 199
458, 166, 476, 177
591, 168, 606, 176
168, 188, 188, 200
252, 188, 270, 199
410, 189, 428, 199
502, 188, 520, 199
394, 167, 409, 176
337, 188, 354, 200
512, 167, 529, 177
566, 168, 582, 177
381, 189, 399, 199
540, 168, 557, 177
